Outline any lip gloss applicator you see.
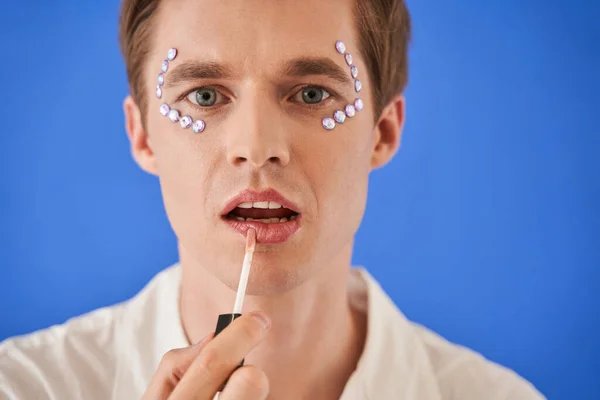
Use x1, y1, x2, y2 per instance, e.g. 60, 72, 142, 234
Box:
213, 228, 257, 391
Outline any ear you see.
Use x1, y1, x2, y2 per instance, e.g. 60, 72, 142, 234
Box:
370, 94, 405, 170
123, 95, 158, 176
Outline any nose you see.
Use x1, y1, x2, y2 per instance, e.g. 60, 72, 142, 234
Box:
225, 93, 291, 169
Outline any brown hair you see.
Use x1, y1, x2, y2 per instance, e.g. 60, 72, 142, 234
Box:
119, 0, 411, 123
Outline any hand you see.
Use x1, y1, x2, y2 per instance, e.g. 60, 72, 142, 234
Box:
141, 311, 271, 400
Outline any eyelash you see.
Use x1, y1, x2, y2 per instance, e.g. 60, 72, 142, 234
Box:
177, 85, 338, 110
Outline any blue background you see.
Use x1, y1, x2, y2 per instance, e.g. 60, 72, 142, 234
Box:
1, 1, 598, 398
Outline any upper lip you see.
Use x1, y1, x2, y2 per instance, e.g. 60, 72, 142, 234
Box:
221, 188, 301, 216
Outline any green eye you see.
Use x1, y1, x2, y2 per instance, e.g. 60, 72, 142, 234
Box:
186, 87, 225, 107
196, 89, 216, 106
297, 86, 331, 104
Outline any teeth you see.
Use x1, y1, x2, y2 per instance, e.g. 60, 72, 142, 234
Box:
238, 202, 253, 209
231, 216, 295, 223
268, 202, 282, 209
290, 215, 297, 221
253, 201, 269, 209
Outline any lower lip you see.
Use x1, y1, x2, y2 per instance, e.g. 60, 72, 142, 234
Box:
222, 216, 302, 244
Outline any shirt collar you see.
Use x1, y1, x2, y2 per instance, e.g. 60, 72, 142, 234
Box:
115, 264, 442, 399
343, 268, 443, 400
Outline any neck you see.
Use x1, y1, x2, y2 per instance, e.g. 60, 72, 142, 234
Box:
178, 242, 367, 399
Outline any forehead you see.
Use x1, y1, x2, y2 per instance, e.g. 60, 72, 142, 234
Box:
152, 0, 358, 69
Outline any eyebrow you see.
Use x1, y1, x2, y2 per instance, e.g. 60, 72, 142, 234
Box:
281, 57, 353, 86
163, 61, 235, 88
162, 56, 353, 87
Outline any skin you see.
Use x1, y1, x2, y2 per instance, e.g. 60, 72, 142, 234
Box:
124, 0, 405, 398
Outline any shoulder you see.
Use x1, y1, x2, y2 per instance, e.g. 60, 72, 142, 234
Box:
412, 323, 546, 400
0, 264, 183, 400
0, 302, 127, 399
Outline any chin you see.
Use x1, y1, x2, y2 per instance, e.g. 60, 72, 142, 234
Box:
242, 256, 314, 296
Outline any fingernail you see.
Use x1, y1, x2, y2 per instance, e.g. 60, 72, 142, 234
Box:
250, 311, 271, 330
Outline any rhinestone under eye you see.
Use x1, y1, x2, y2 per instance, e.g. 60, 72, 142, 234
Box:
335, 41, 346, 54
354, 98, 364, 112
161, 61, 169, 73
345, 104, 356, 118
351, 66, 358, 78
168, 109, 180, 122
156, 86, 162, 99
180, 116, 192, 129
322, 117, 336, 130
192, 120, 206, 133
159, 103, 170, 116
158, 74, 165, 86
334, 110, 346, 124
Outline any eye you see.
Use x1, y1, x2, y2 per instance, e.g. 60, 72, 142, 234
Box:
293, 86, 331, 105
186, 87, 226, 107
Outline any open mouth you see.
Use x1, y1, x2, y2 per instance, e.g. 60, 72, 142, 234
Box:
223, 201, 300, 224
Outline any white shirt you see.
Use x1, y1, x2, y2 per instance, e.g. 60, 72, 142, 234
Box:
0, 264, 545, 399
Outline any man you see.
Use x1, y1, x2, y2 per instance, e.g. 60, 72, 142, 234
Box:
0, 0, 545, 399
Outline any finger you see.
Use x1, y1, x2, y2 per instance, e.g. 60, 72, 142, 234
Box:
141, 333, 213, 400
169, 311, 271, 400
218, 366, 269, 400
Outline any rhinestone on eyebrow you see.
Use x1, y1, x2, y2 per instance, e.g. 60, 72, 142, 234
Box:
156, 47, 207, 133
321, 40, 365, 131
345, 53, 353, 66
167, 48, 177, 61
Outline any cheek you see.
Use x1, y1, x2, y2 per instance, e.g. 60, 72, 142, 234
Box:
148, 117, 216, 234
301, 122, 373, 229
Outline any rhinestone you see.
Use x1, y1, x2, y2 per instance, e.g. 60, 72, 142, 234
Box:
180, 116, 192, 129
335, 40, 346, 54
167, 48, 177, 61
354, 98, 364, 112
351, 65, 358, 78
334, 110, 346, 124
159, 103, 170, 116
158, 74, 164, 86
192, 120, 206, 133
161, 60, 169, 73
345, 104, 356, 118
168, 109, 180, 122
354, 79, 362, 92
322, 117, 336, 131
156, 85, 162, 99
345, 53, 353, 66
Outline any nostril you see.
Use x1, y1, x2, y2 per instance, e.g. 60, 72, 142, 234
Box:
268, 156, 279, 163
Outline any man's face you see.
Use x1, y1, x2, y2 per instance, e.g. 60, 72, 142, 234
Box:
130, 0, 399, 294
